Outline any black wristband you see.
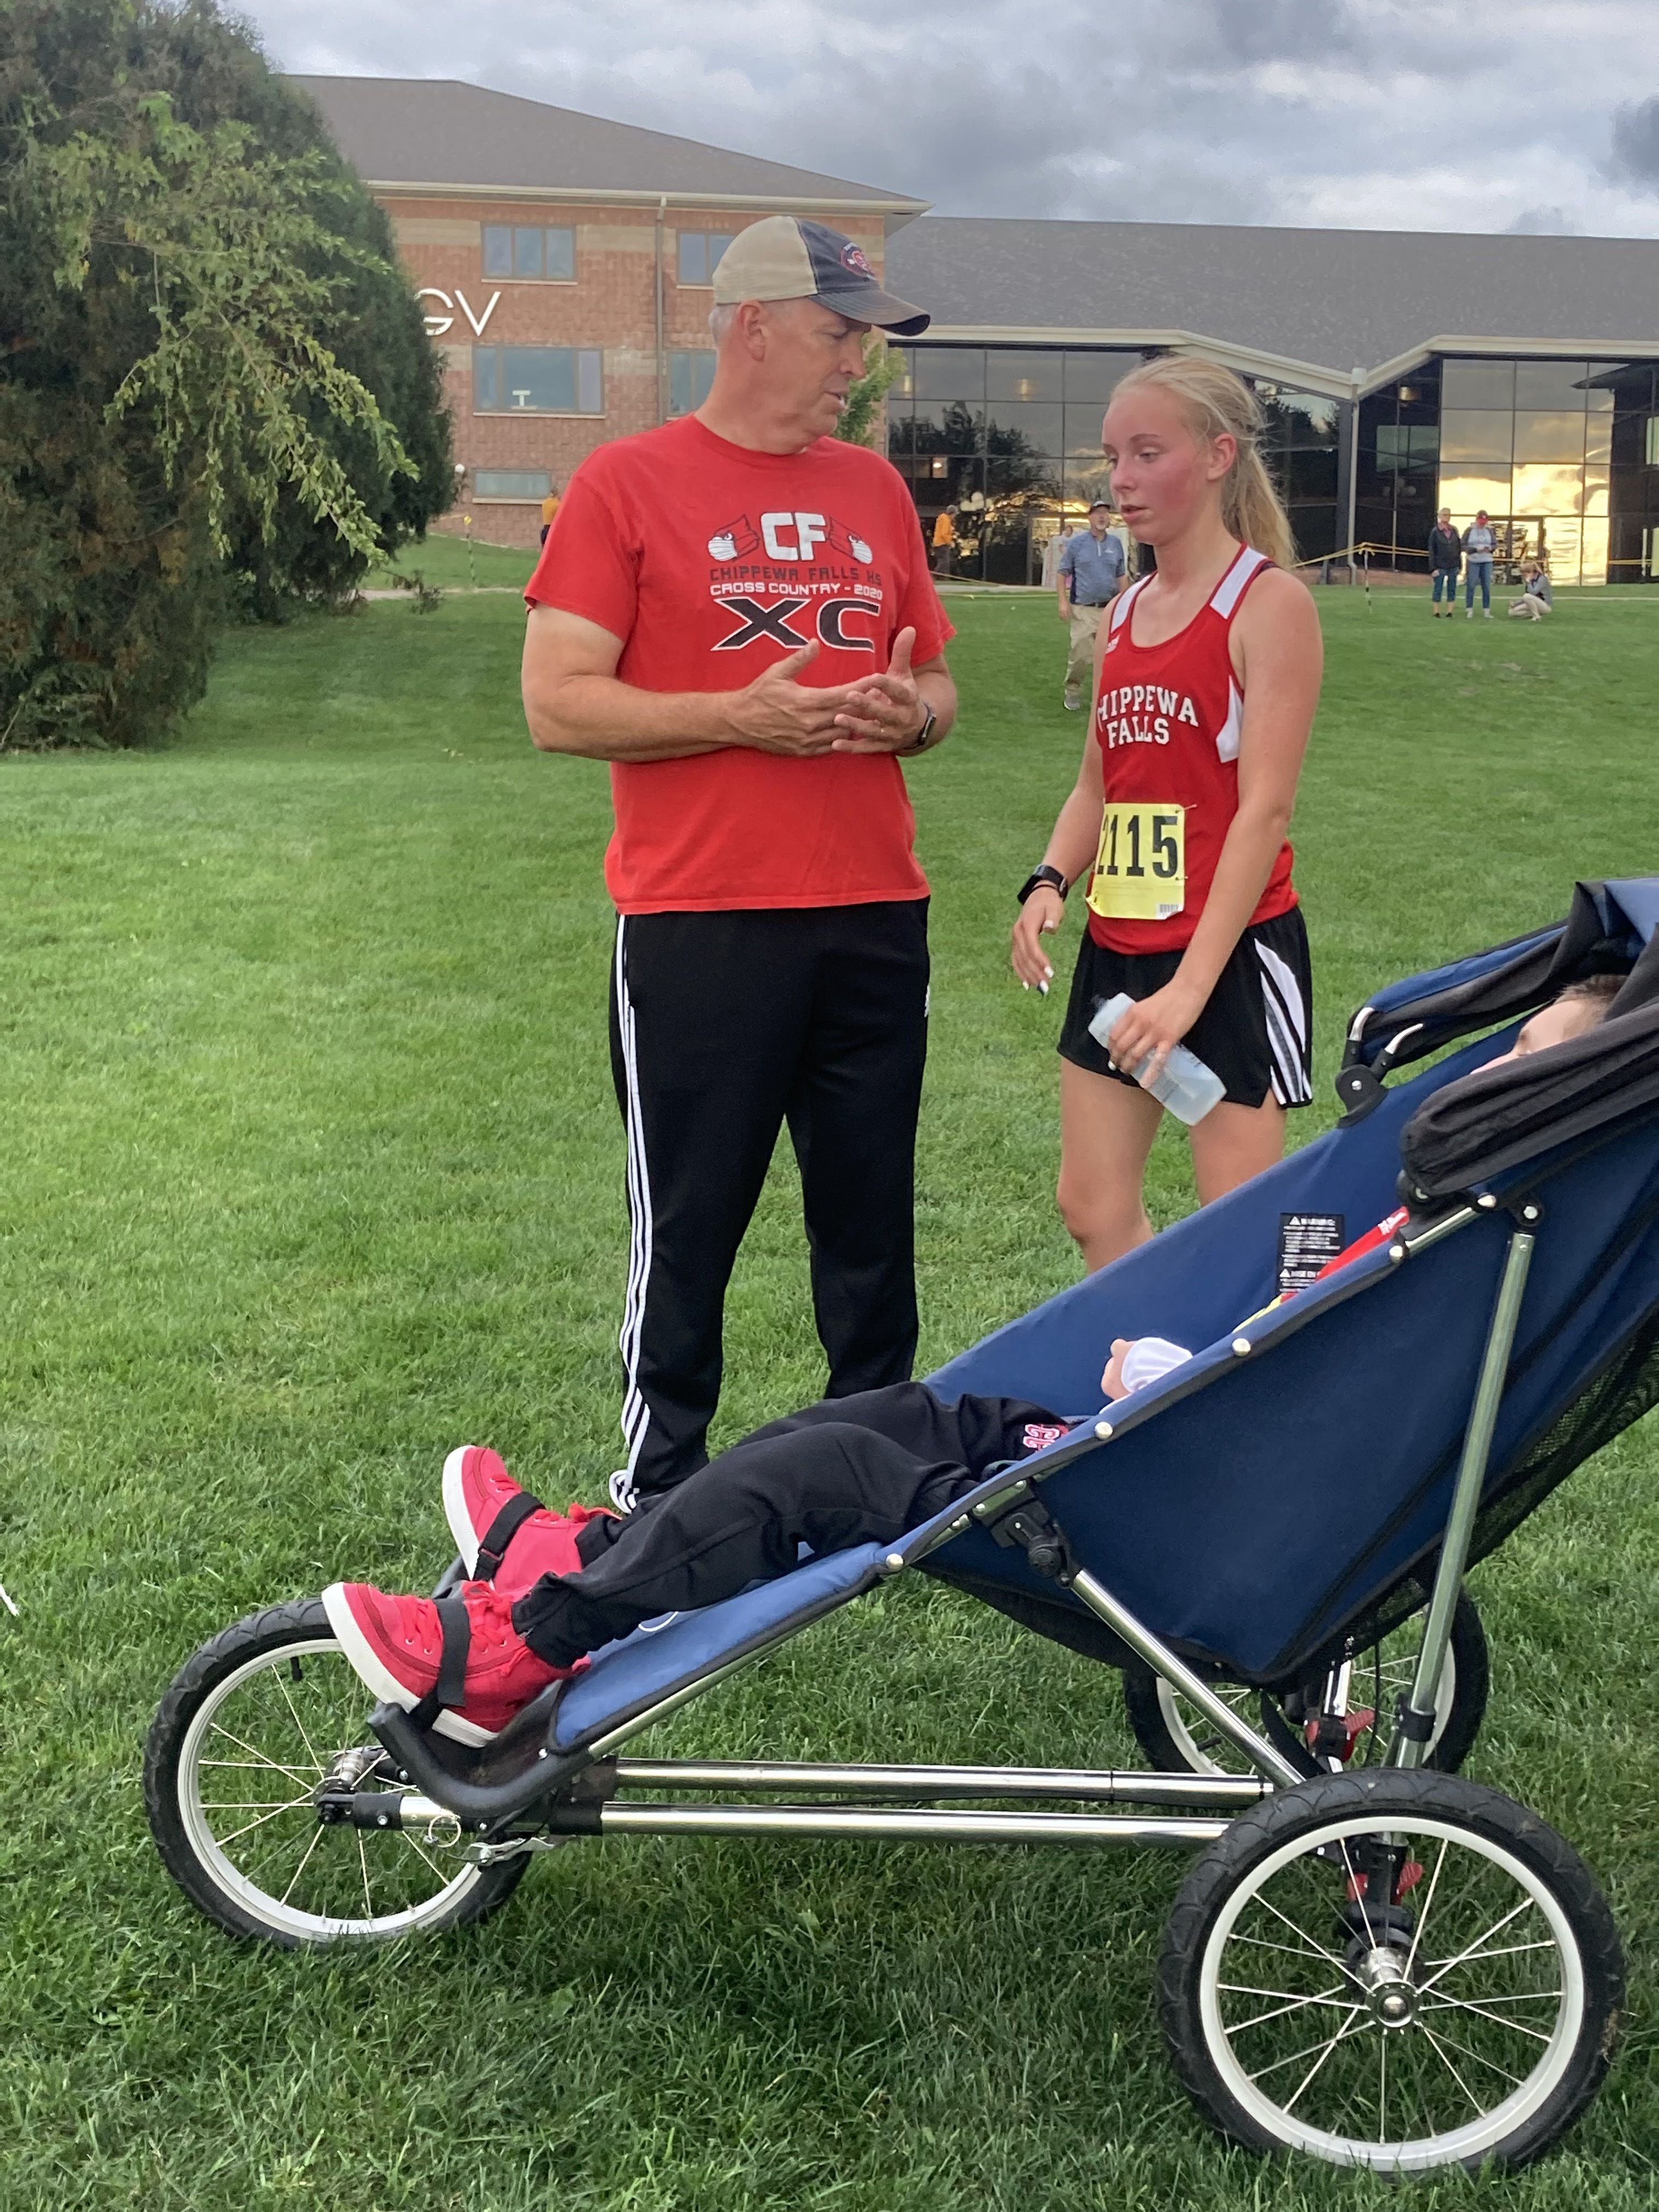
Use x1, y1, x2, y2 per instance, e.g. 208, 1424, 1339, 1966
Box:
902, 705, 938, 756
1017, 864, 1068, 905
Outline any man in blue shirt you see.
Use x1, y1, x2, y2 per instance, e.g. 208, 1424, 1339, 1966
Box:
1057, 499, 1127, 709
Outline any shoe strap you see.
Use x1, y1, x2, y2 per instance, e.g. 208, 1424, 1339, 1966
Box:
408, 1595, 472, 1732
475, 1490, 545, 1579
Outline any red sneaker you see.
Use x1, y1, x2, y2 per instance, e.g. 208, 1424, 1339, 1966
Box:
441, 1446, 616, 1600
322, 1578, 566, 1744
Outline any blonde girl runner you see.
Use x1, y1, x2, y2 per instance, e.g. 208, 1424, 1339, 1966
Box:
1011, 358, 1323, 1270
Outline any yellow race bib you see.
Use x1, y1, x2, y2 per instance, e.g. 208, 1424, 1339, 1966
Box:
1085, 803, 1186, 923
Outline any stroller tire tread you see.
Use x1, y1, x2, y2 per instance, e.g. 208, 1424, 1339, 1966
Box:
1158, 1767, 1625, 2171
145, 1598, 529, 1947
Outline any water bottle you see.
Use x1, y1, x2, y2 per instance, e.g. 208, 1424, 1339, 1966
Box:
1087, 991, 1226, 1126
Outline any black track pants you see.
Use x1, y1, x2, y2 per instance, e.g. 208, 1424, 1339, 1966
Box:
513, 1384, 1057, 1669
610, 901, 930, 1502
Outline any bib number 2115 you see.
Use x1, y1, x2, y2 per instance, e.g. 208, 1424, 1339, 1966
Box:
1085, 803, 1186, 923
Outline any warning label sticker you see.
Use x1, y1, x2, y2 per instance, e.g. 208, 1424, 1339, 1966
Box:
1278, 1212, 1346, 1296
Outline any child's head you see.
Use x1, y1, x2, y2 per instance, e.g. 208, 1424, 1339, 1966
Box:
1099, 356, 1295, 567
1499, 974, 1622, 1062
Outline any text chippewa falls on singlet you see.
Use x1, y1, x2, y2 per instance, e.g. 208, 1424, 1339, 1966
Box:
1095, 682, 1201, 750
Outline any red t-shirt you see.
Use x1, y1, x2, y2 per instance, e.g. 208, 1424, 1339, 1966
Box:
524, 415, 955, 915
1086, 545, 1297, 953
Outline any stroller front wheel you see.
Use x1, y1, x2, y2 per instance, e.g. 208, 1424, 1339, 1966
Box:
1121, 1590, 1488, 1779
1159, 1768, 1623, 2171
145, 1598, 531, 1947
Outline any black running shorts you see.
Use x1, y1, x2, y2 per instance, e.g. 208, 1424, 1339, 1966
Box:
1057, 904, 1314, 1109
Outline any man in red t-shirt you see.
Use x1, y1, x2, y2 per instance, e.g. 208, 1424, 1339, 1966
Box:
521, 217, 958, 1507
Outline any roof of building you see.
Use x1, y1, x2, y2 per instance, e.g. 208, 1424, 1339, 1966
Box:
291, 76, 927, 220
887, 216, 1659, 394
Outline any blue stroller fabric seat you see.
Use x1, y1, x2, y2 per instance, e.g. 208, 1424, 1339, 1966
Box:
552, 1542, 889, 1749
545, 879, 1659, 1748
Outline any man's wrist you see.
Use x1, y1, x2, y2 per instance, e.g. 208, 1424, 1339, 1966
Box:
901, 703, 939, 755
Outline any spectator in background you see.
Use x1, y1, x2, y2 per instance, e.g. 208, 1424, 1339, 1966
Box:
1509, 561, 1554, 619
1428, 507, 1461, 618
1057, 498, 1127, 710
1463, 510, 1496, 618
932, 504, 957, 576
1040, 521, 1075, 590
539, 482, 561, 547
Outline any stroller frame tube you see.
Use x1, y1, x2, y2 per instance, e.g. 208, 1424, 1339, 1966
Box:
1392, 1223, 1536, 1768
1065, 1566, 1307, 1787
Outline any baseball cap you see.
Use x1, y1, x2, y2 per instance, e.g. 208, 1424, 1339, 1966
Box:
713, 216, 930, 336
1088, 498, 1112, 513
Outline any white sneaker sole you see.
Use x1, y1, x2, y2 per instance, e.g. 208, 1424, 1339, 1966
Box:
321, 1581, 495, 1746
442, 1446, 482, 1573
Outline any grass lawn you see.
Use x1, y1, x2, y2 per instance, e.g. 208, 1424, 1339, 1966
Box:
2, 586, 1656, 2210
367, 532, 537, 592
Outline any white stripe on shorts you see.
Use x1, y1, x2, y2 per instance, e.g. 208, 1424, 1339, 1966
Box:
1256, 938, 1313, 1107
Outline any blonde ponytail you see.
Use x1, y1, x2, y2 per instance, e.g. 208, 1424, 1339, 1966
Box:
1112, 355, 1296, 570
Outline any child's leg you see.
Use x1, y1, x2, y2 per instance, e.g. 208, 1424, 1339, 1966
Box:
512, 1423, 972, 1668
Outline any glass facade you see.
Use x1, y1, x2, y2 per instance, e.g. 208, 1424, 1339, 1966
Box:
1357, 356, 1650, 584
887, 347, 1341, 582
1600, 363, 1659, 582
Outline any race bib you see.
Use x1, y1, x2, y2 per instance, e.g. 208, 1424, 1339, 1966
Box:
1085, 803, 1186, 923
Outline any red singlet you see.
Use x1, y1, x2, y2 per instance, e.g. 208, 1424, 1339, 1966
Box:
1086, 543, 1297, 954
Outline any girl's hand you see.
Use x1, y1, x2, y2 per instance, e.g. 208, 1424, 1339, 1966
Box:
1011, 885, 1066, 991
1104, 977, 1205, 1083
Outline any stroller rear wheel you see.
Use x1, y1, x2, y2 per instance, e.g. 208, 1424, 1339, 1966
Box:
145, 1599, 529, 1946
1159, 1768, 1624, 2171
1121, 1590, 1488, 1779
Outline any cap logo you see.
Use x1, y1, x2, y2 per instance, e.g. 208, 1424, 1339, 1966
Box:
839, 242, 872, 275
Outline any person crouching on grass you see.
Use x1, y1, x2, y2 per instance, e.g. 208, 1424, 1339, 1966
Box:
322, 983, 1619, 1745
1012, 356, 1324, 1274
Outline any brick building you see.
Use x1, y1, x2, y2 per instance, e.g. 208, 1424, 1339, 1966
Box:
295, 77, 927, 548
301, 76, 1659, 583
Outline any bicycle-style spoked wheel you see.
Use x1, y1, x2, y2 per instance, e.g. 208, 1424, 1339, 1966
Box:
1160, 1769, 1623, 2172
145, 1599, 528, 1946
1121, 1590, 1487, 1779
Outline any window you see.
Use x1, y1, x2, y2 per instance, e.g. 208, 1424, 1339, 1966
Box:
1441, 359, 1516, 410
1375, 425, 1439, 472
668, 350, 716, 416
473, 346, 603, 414
482, 225, 576, 281
677, 232, 737, 284
985, 351, 1062, 403
1646, 417, 1659, 467
473, 470, 552, 501
1513, 411, 1587, 465
1439, 411, 1514, 466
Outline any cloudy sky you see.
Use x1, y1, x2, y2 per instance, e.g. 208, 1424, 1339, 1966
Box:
245, 0, 1659, 236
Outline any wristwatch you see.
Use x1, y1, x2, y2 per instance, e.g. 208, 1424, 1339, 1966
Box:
902, 704, 938, 755
1017, 863, 1068, 905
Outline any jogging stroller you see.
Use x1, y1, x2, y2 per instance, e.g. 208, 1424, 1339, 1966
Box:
148, 878, 1659, 2174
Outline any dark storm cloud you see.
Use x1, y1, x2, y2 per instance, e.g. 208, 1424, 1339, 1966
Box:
1609, 94, 1659, 186
246, 1, 1659, 237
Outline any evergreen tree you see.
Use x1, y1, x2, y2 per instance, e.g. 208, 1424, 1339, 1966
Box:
0, 0, 451, 748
